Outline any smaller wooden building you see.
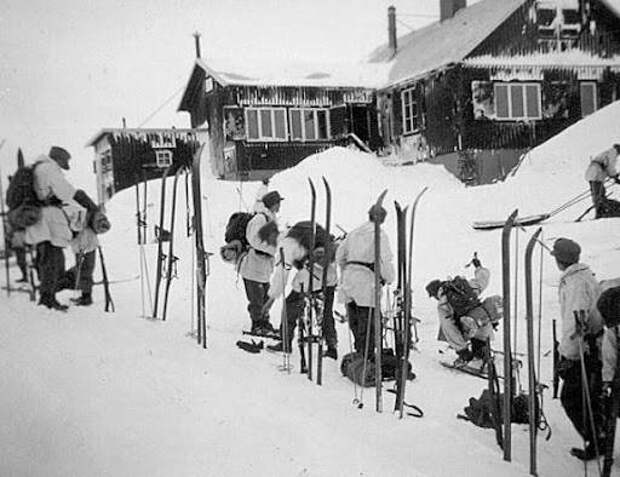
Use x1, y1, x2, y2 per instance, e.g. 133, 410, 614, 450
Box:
87, 128, 204, 204
178, 58, 382, 180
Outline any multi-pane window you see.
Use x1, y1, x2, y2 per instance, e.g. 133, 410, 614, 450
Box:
155, 150, 173, 168
494, 83, 541, 120
245, 107, 288, 141
290, 108, 330, 141
580, 82, 597, 117
401, 87, 419, 134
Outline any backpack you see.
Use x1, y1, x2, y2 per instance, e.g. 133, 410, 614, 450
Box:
224, 212, 256, 249
5, 162, 45, 229
6, 164, 41, 210
442, 276, 481, 319
221, 211, 269, 264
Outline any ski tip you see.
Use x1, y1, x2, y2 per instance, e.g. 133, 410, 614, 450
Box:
375, 189, 388, 207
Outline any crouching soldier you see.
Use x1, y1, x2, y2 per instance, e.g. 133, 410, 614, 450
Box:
262, 221, 339, 359
426, 254, 500, 367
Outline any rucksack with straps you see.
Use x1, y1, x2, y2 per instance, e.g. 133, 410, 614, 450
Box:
220, 211, 268, 264
442, 276, 481, 319
5, 162, 44, 228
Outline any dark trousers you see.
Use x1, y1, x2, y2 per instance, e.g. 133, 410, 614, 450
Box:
56, 251, 96, 296
347, 301, 377, 358
14, 247, 27, 279
36, 241, 65, 301
559, 355, 604, 444
590, 181, 606, 219
243, 278, 270, 325
280, 286, 337, 351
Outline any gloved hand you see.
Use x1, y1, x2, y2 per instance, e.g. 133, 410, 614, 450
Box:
601, 381, 613, 400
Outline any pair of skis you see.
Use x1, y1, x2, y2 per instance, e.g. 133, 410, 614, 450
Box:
500, 213, 547, 473
301, 177, 331, 385
392, 187, 427, 418
151, 165, 187, 321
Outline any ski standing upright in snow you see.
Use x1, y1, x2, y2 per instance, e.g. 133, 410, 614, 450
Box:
306, 178, 317, 381
161, 165, 186, 321
394, 187, 427, 418
502, 209, 518, 461
191, 144, 207, 349
316, 177, 331, 386
525, 227, 543, 475
152, 165, 171, 319
372, 189, 388, 413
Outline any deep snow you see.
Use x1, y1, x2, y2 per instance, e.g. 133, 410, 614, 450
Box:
1, 101, 620, 476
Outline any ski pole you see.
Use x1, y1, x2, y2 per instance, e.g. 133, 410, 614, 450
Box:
574, 310, 603, 477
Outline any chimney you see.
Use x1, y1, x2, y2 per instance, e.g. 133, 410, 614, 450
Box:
193, 32, 202, 59
388, 6, 397, 56
440, 0, 466, 22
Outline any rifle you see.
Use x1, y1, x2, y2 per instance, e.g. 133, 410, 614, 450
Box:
552, 319, 559, 399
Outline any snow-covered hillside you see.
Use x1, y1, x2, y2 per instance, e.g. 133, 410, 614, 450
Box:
1, 102, 620, 476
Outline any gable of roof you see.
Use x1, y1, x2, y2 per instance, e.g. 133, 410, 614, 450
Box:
368, 0, 528, 87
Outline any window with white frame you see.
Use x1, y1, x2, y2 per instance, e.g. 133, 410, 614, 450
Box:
289, 108, 330, 141
401, 87, 420, 134
494, 83, 541, 120
580, 82, 597, 117
155, 150, 172, 168
245, 107, 288, 141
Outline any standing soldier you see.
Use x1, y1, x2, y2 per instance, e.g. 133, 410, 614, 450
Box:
239, 190, 283, 335
24, 146, 98, 311
585, 144, 620, 218
551, 237, 605, 460
336, 203, 394, 360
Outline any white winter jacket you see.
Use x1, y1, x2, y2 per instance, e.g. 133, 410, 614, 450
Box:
585, 147, 618, 182
25, 156, 79, 248
238, 210, 276, 283
336, 221, 395, 308
557, 263, 603, 360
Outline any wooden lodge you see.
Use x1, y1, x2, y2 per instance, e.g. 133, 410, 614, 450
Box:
370, 0, 620, 183
178, 57, 381, 180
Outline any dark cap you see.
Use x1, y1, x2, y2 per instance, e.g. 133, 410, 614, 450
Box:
551, 237, 581, 265
262, 190, 284, 209
49, 146, 71, 162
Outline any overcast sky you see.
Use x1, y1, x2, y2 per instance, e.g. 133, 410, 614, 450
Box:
1, 0, 475, 187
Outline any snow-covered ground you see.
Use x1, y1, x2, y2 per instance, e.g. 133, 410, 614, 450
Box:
1, 101, 620, 476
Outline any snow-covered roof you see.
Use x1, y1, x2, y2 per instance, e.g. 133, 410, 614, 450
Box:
368, 0, 528, 86
86, 128, 203, 148
194, 57, 389, 89
464, 50, 620, 70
